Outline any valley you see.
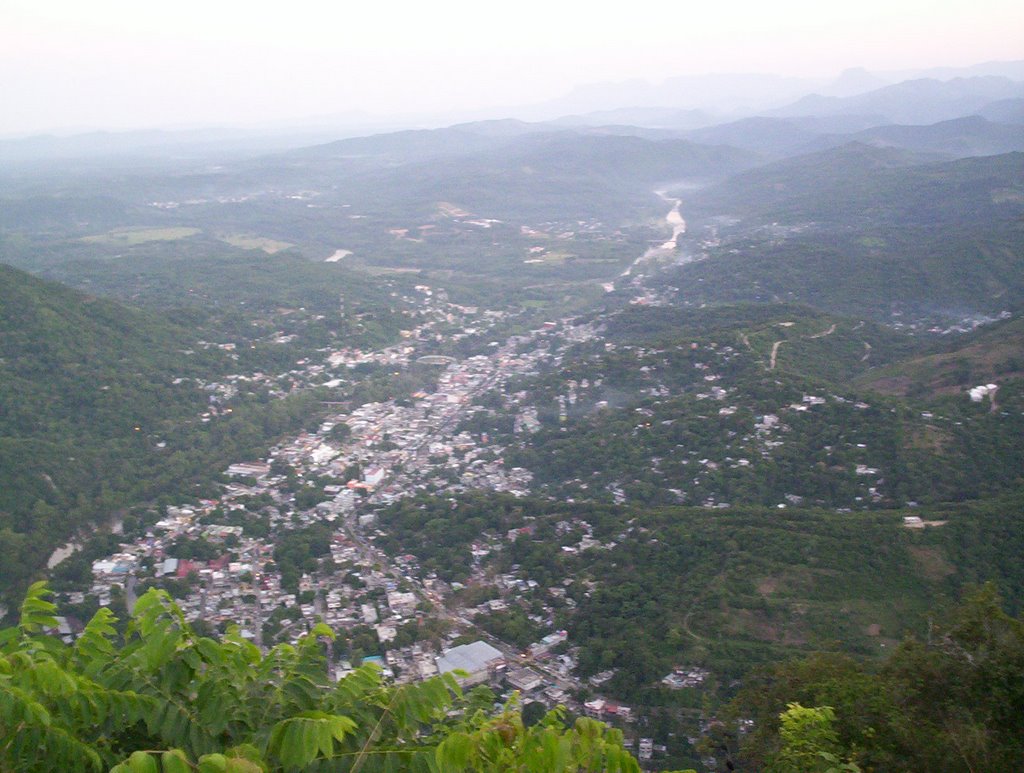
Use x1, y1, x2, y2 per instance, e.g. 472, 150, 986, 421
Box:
2, 68, 1024, 771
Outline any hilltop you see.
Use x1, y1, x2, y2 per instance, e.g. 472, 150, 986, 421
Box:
770, 75, 1024, 125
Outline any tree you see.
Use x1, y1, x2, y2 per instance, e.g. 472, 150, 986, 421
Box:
728, 584, 1024, 772
766, 704, 860, 773
328, 422, 352, 443
0, 582, 644, 772
521, 701, 547, 727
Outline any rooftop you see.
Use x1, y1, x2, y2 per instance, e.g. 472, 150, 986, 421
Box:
436, 640, 504, 675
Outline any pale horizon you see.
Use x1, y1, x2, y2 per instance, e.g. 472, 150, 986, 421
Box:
2, 0, 1022, 137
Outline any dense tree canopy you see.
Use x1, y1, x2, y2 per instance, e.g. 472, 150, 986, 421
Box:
720, 585, 1024, 772
0, 583, 646, 772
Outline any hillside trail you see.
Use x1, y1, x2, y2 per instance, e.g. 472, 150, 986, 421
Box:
681, 570, 727, 643
769, 322, 838, 370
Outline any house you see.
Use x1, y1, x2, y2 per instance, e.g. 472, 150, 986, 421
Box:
638, 738, 653, 761
387, 591, 417, 616
507, 667, 544, 692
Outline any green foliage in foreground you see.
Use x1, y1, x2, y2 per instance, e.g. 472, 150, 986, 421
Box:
765, 704, 860, 773
718, 585, 1024, 773
0, 583, 644, 772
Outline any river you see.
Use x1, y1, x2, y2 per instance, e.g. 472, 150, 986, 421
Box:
620, 191, 687, 278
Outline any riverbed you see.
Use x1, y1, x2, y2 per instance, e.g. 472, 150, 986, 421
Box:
47, 514, 124, 569
620, 191, 688, 278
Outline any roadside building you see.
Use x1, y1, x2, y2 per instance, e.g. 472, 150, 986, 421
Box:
436, 641, 506, 687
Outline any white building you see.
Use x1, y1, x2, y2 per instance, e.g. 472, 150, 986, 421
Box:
436, 641, 505, 687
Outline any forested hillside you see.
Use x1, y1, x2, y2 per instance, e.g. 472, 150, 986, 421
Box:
374, 489, 1024, 695
0, 265, 320, 597
718, 584, 1024, 772
667, 149, 1024, 321
454, 305, 1024, 509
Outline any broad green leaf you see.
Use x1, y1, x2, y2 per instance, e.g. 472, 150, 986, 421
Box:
127, 751, 158, 773
308, 622, 335, 640
19, 581, 58, 633
435, 731, 473, 773
225, 759, 264, 773
161, 750, 192, 773
198, 753, 228, 773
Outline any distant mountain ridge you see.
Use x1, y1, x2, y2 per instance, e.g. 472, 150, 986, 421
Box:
771, 76, 1024, 125
679, 115, 886, 158
816, 116, 1024, 158
678, 114, 1024, 161
532, 60, 1024, 122
979, 98, 1024, 125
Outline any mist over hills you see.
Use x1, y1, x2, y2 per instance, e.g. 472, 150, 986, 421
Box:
526, 60, 1024, 122
979, 97, 1024, 125
809, 116, 1024, 159
665, 146, 1024, 321
550, 106, 716, 131
770, 75, 1024, 125
3, 56, 1024, 771
4, 65, 1023, 317
1, 125, 760, 301
541, 72, 815, 117
679, 114, 1024, 160
282, 130, 757, 220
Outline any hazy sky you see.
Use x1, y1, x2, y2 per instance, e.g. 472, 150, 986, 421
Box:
1, 0, 1022, 134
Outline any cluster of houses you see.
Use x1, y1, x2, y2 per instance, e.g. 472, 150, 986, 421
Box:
661, 666, 711, 690
47, 295, 716, 761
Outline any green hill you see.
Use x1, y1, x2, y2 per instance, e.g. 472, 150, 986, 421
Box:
689, 144, 1022, 225
0, 265, 316, 598
771, 75, 1024, 125
268, 130, 759, 223
667, 149, 1024, 322
857, 313, 1024, 395
0, 127, 758, 306
451, 304, 1024, 509
603, 303, 918, 382
832, 115, 1024, 158
0, 264, 208, 588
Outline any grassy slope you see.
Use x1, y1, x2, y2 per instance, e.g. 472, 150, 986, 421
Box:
858, 314, 1024, 395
